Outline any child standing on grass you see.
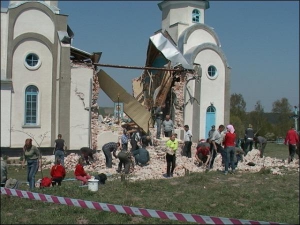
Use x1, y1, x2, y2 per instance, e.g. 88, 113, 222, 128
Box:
74, 158, 91, 185
50, 158, 66, 186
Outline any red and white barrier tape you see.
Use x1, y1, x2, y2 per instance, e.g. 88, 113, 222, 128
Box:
1, 187, 286, 225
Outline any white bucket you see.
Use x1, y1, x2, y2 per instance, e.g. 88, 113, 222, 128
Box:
88, 179, 99, 192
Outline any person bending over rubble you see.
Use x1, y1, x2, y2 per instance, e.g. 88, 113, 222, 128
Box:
74, 158, 91, 185
165, 134, 178, 178
141, 135, 153, 148
80, 147, 95, 165
102, 142, 120, 168
132, 148, 150, 166
116, 148, 132, 174
195, 139, 211, 168
253, 135, 267, 158
130, 128, 141, 151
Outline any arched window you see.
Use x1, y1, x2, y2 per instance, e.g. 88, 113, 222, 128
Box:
206, 105, 216, 113
25, 85, 39, 125
192, 9, 200, 23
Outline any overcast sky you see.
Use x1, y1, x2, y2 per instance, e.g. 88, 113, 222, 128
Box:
2, 1, 299, 112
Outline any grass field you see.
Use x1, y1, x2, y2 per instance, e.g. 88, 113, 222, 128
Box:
1, 143, 299, 224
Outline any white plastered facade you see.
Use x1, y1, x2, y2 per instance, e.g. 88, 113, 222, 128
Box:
159, 0, 230, 140
1, 1, 93, 150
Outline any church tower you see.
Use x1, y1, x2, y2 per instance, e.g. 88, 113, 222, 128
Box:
158, 0, 210, 43
9, 0, 58, 6
157, 0, 230, 140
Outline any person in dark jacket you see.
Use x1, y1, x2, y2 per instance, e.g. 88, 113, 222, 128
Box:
132, 148, 150, 166
141, 135, 152, 148
244, 124, 254, 155
80, 147, 96, 165
53, 134, 66, 167
102, 142, 120, 168
253, 135, 267, 158
116, 149, 132, 174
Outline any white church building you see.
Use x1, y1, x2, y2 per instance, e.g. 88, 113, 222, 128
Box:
1, 1, 101, 153
135, 0, 230, 140
1, 0, 230, 154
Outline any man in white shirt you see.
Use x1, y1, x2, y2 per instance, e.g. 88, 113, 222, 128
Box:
182, 125, 193, 158
209, 125, 225, 168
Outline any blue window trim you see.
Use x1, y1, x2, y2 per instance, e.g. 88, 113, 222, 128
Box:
192, 9, 200, 23
25, 85, 39, 125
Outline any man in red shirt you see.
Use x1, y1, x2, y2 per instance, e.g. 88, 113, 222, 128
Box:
195, 139, 211, 168
284, 125, 299, 163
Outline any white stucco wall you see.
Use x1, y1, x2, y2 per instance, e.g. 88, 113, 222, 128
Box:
55, 41, 61, 137
1, 86, 12, 147
69, 66, 93, 149
195, 49, 226, 137
183, 77, 196, 130
1, 12, 8, 79
13, 9, 54, 43
184, 29, 217, 52
10, 40, 53, 147
162, 6, 205, 31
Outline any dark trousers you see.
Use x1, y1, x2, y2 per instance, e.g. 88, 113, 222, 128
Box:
183, 141, 192, 158
209, 148, 217, 169
166, 153, 176, 176
52, 177, 63, 186
259, 143, 267, 158
131, 141, 139, 151
117, 152, 131, 174
209, 143, 223, 168
122, 143, 128, 151
164, 131, 172, 138
288, 144, 297, 161
156, 118, 162, 138
103, 148, 112, 168
244, 139, 253, 155
217, 144, 226, 165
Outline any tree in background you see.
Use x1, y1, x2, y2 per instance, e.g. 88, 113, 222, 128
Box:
247, 101, 270, 137
230, 93, 247, 138
272, 98, 293, 137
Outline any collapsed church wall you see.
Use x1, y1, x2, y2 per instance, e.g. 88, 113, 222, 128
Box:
70, 62, 100, 150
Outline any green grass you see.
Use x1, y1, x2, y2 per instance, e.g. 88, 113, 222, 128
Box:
1, 143, 299, 224
263, 142, 290, 159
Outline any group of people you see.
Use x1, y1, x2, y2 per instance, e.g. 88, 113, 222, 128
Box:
2, 121, 298, 190
194, 124, 240, 175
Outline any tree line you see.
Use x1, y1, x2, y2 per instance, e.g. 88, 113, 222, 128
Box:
230, 94, 298, 141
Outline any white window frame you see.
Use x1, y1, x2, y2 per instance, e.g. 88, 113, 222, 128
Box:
24, 52, 42, 70
206, 64, 218, 80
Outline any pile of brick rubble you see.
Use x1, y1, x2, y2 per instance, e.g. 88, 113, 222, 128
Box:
41, 126, 299, 180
